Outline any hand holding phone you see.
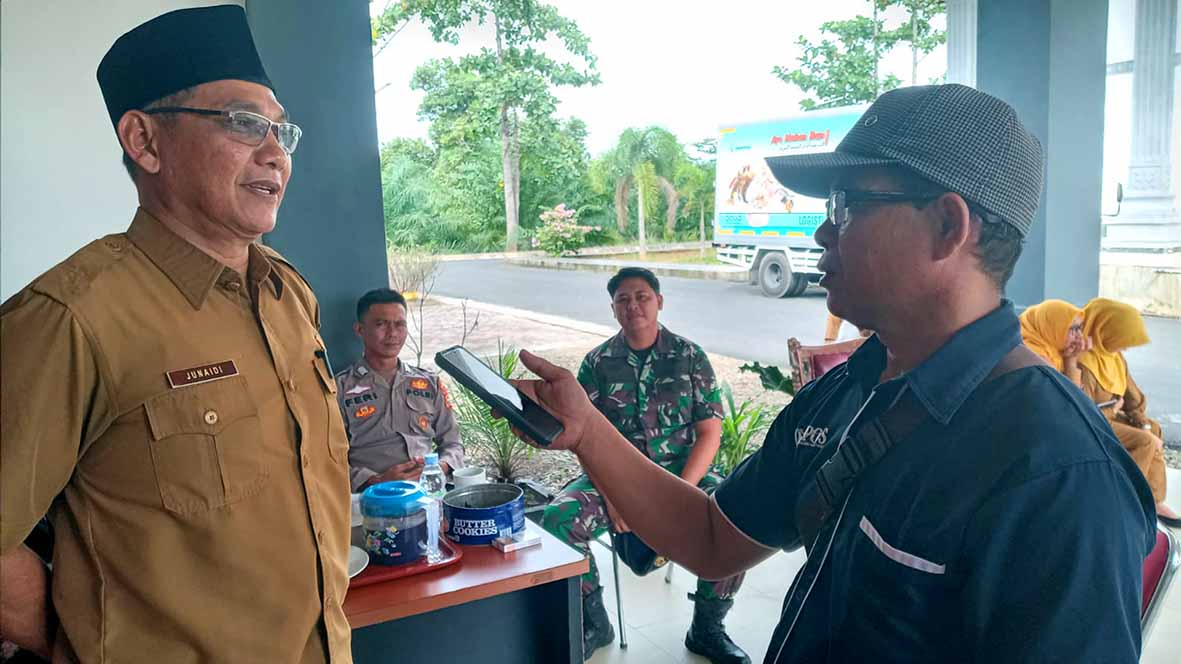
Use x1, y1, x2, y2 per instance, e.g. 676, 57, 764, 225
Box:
435, 346, 564, 447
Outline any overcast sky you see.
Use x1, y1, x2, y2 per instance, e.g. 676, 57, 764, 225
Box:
368, 0, 1171, 199
371, 0, 949, 156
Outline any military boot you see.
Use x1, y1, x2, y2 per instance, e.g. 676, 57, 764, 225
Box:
684, 593, 750, 664
582, 586, 615, 660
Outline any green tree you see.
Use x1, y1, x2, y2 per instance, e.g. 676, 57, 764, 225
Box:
885, 0, 946, 85
376, 0, 599, 252
772, 0, 945, 110
380, 137, 435, 170
519, 117, 591, 231
674, 158, 715, 255
379, 138, 439, 248
772, 4, 900, 110
591, 127, 684, 258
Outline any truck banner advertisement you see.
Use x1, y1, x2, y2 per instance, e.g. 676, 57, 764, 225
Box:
715, 105, 866, 244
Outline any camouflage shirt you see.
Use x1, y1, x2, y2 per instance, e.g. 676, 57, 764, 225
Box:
577, 326, 724, 474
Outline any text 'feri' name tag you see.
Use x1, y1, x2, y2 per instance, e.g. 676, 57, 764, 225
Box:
167, 360, 239, 389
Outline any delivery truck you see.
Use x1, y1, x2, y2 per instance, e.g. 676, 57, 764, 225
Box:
713, 104, 867, 297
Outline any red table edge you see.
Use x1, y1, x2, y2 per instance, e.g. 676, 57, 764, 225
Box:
344, 548, 589, 628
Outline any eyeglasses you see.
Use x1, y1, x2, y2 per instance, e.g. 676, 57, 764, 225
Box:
144, 107, 302, 154
826, 190, 943, 230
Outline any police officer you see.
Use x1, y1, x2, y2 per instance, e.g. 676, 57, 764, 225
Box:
509, 85, 1155, 662
541, 268, 748, 663
0, 7, 352, 663
337, 288, 464, 491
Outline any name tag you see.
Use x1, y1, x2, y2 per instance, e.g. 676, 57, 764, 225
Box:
167, 360, 239, 389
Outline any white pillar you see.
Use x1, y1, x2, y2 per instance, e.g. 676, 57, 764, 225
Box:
946, 0, 978, 87
1108, 0, 1179, 250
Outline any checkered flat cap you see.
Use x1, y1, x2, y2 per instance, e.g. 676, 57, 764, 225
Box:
766, 84, 1045, 236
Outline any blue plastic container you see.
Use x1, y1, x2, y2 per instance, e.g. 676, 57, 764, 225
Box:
361, 481, 430, 566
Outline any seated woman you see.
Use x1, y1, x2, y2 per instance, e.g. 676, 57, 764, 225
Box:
1019, 299, 1089, 377
1078, 298, 1179, 527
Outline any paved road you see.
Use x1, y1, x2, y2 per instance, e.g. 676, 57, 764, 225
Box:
435, 260, 1181, 443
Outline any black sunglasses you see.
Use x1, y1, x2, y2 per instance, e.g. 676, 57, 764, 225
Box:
826, 190, 946, 229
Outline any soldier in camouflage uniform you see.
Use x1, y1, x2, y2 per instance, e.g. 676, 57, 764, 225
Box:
541, 268, 749, 664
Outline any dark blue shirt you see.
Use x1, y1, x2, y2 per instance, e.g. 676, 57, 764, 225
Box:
715, 302, 1155, 663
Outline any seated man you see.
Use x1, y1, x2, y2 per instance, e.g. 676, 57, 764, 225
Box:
541, 268, 748, 664
336, 289, 464, 490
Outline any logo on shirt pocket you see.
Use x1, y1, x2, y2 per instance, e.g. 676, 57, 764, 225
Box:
355, 405, 377, 419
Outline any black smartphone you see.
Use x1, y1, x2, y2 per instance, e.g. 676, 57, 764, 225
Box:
435, 346, 563, 447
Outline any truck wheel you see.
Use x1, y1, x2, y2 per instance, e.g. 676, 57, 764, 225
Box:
787, 273, 810, 297
757, 252, 806, 298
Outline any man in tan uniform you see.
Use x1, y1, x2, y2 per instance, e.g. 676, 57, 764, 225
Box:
0, 7, 352, 663
337, 288, 464, 491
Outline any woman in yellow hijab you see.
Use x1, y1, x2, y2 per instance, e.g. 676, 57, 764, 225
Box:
1019, 299, 1088, 378
1079, 298, 1177, 526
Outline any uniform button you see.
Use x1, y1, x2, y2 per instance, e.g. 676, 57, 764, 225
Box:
287, 378, 298, 392
203, 410, 219, 425
326, 592, 334, 604
317, 530, 325, 544
302, 454, 310, 468
225, 280, 241, 290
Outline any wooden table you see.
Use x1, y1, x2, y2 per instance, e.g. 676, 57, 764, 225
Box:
345, 524, 589, 663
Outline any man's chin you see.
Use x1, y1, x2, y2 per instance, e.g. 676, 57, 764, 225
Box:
252, 217, 278, 235
234, 205, 279, 236
623, 320, 654, 333
824, 290, 847, 320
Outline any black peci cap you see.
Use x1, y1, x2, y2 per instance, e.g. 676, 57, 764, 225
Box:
97, 5, 272, 130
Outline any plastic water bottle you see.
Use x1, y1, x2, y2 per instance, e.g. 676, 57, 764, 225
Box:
420, 453, 446, 562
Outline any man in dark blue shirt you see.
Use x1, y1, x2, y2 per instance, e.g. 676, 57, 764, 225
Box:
508, 84, 1156, 662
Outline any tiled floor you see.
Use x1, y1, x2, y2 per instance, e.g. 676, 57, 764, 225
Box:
587, 467, 1181, 663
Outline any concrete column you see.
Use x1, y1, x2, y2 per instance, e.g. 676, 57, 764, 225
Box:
946, 0, 977, 87
977, 0, 1109, 307
1106, 0, 1179, 250
245, 0, 388, 366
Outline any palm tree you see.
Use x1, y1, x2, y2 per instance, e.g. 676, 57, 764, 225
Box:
674, 160, 715, 257
596, 127, 683, 258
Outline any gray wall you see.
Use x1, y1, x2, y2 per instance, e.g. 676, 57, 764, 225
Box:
246, 0, 388, 367
977, 0, 1109, 307
0, 0, 238, 302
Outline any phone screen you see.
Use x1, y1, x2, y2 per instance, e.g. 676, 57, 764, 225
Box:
444, 347, 523, 409
435, 346, 563, 446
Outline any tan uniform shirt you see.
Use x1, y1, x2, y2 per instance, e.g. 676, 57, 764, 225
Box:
336, 359, 464, 491
0, 210, 352, 664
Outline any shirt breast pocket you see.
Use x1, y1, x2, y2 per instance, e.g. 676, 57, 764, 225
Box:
406, 393, 436, 436
144, 376, 269, 515
848, 515, 956, 650
312, 353, 348, 462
